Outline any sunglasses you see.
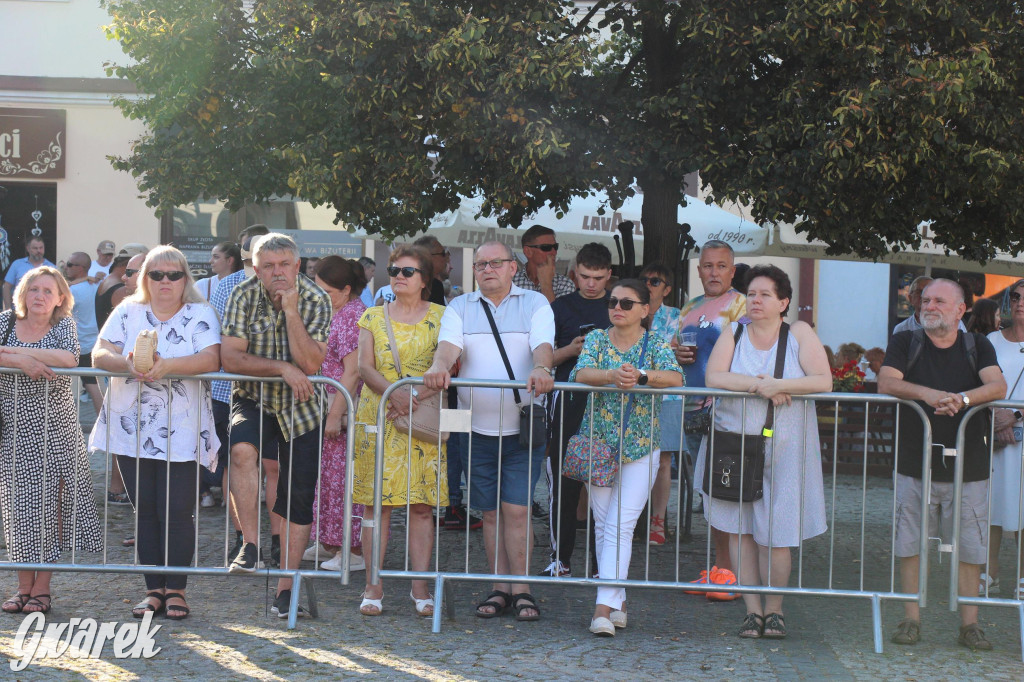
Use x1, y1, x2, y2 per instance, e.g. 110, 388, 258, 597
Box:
124, 268, 140, 278
641, 276, 666, 287
608, 297, 642, 311
430, 250, 450, 258
525, 243, 559, 252
147, 270, 186, 282
387, 265, 422, 278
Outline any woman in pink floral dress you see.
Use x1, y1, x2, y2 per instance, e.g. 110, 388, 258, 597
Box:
308, 256, 367, 571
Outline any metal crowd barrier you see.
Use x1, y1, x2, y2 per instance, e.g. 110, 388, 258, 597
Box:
371, 377, 933, 652
0, 367, 356, 630
953, 400, 1024, 661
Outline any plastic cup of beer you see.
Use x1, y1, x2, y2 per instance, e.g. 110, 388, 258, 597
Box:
679, 331, 697, 348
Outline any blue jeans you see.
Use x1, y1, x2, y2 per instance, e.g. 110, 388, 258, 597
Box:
447, 432, 466, 508
462, 433, 545, 511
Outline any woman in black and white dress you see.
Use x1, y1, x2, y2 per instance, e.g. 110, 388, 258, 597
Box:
0, 266, 102, 615
91, 245, 221, 620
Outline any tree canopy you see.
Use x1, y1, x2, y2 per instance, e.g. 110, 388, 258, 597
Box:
104, 0, 1024, 266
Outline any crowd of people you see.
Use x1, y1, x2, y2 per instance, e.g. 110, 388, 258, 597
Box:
0, 228, 1017, 653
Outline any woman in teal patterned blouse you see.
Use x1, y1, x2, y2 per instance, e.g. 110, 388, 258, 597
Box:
570, 279, 683, 637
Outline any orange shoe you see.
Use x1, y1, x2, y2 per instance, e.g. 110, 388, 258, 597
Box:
649, 517, 666, 546
683, 568, 713, 595
706, 567, 741, 601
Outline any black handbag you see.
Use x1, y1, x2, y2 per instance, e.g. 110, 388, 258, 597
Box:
702, 322, 789, 503
479, 300, 548, 450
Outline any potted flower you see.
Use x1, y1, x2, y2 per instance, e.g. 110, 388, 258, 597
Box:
832, 359, 866, 393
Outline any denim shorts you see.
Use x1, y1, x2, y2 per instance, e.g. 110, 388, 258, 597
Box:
462, 433, 545, 511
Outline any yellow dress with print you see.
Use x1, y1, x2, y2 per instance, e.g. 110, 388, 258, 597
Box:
351, 304, 448, 507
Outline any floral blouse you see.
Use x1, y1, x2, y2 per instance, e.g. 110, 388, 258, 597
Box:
570, 329, 683, 463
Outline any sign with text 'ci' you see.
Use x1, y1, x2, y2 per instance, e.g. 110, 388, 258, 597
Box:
0, 108, 66, 179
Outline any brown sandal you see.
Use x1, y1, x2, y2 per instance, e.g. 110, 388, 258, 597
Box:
739, 612, 765, 638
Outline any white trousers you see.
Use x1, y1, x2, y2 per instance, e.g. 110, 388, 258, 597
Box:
590, 451, 659, 610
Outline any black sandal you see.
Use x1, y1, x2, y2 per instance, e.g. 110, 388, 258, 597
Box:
475, 590, 511, 618
164, 592, 190, 621
739, 612, 765, 638
132, 591, 165, 619
511, 592, 541, 622
763, 612, 786, 639
23, 594, 51, 614
2, 593, 29, 614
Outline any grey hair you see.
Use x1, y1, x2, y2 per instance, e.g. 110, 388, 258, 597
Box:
908, 275, 934, 295
923, 277, 965, 304
476, 240, 513, 259
701, 239, 735, 255
252, 232, 299, 264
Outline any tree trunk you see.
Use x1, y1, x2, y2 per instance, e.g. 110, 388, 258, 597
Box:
640, 179, 686, 306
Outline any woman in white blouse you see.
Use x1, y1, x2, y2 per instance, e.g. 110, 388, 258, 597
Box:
91, 245, 221, 620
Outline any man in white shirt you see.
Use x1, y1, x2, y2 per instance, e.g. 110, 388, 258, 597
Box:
89, 240, 116, 279
425, 240, 555, 621
64, 252, 103, 415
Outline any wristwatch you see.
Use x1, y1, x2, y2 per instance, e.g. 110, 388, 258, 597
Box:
637, 369, 649, 386
533, 365, 553, 376
960, 392, 971, 409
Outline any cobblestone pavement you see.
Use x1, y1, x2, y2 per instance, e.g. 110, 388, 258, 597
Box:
0, 396, 1021, 679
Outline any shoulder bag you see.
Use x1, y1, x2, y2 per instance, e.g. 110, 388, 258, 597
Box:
479, 299, 547, 450
562, 331, 649, 487
701, 322, 789, 503
383, 303, 449, 443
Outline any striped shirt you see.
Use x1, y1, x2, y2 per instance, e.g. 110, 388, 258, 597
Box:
221, 274, 332, 440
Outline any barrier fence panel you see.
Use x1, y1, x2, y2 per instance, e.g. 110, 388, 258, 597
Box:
0, 367, 355, 631
371, 377, 933, 651
953, 400, 1024, 662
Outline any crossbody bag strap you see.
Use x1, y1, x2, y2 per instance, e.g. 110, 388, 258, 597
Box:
761, 322, 790, 437
382, 303, 404, 377
480, 298, 524, 406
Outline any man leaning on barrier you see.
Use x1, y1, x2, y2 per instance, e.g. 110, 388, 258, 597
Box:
424, 240, 555, 622
221, 232, 332, 620
878, 278, 1006, 651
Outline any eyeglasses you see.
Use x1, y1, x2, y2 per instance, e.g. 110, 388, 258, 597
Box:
386, 265, 422, 278
608, 297, 641, 311
1011, 292, 1023, 303
147, 270, 186, 282
525, 243, 559, 253
124, 268, 140, 278
473, 258, 514, 272
640, 276, 666, 287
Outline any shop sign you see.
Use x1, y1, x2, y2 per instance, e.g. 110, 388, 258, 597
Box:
0, 108, 66, 179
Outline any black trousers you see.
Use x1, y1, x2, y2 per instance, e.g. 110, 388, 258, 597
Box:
545, 392, 597, 573
117, 456, 198, 591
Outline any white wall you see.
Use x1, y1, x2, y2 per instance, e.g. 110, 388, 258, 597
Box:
815, 260, 890, 352
1, 0, 122, 79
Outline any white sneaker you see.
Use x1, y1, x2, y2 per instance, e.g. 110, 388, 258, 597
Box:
589, 616, 616, 637
200, 492, 215, 508
320, 551, 366, 572
302, 545, 321, 562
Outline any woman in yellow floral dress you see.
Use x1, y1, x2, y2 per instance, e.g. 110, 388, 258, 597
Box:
352, 244, 447, 617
